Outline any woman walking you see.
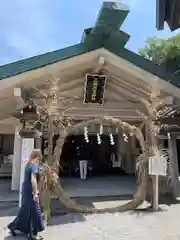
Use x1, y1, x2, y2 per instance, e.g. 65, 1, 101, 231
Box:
8, 149, 45, 240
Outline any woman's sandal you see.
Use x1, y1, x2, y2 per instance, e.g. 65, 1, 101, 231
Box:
7, 225, 16, 236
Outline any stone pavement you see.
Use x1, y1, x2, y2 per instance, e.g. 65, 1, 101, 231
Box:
1, 202, 180, 240
1, 178, 180, 239
0, 176, 137, 202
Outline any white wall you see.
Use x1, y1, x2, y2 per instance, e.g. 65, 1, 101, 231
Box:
0, 124, 15, 134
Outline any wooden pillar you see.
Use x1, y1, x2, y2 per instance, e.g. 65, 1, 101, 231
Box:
117, 133, 123, 154
168, 133, 179, 198
131, 135, 137, 173
117, 133, 134, 173
125, 136, 134, 174
35, 136, 42, 150
47, 118, 54, 164
117, 133, 125, 167
144, 123, 149, 147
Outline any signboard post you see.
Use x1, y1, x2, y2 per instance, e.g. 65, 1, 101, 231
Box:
148, 154, 167, 211
154, 174, 159, 211
19, 138, 34, 207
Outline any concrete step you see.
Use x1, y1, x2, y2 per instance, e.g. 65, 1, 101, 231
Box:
0, 164, 12, 177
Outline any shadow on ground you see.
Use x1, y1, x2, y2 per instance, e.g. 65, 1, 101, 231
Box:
159, 193, 180, 206
0, 195, 133, 217
50, 195, 133, 215
1, 193, 180, 218
129, 206, 168, 217
4, 234, 26, 240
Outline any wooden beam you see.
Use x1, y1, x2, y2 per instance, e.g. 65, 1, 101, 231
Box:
103, 49, 180, 99
49, 61, 94, 85
13, 87, 31, 107
58, 88, 84, 99
27, 76, 85, 98
58, 78, 84, 93
0, 100, 19, 120
110, 75, 150, 97
107, 85, 135, 101
56, 100, 144, 111
61, 108, 142, 119
107, 82, 140, 103
29, 79, 128, 102
25, 89, 125, 103
104, 64, 152, 92
106, 90, 126, 101
29, 88, 83, 100
109, 78, 149, 100
102, 50, 153, 84
0, 50, 99, 91
27, 98, 145, 113
47, 117, 54, 163
93, 56, 105, 73
22, 74, 52, 89
18, 58, 94, 91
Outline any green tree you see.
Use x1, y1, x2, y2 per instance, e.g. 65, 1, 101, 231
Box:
139, 34, 180, 75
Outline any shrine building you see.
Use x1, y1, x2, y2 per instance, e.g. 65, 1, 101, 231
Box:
0, 2, 180, 196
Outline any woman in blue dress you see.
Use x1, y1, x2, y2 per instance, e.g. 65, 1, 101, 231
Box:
8, 149, 45, 240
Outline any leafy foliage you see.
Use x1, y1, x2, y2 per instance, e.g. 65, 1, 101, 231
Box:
139, 34, 180, 75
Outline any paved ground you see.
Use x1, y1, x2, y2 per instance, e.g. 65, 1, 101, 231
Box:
1, 202, 180, 240
1, 178, 180, 239
0, 176, 136, 201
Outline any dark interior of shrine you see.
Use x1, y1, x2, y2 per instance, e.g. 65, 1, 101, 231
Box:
176, 139, 180, 174
57, 134, 127, 177
162, 138, 180, 174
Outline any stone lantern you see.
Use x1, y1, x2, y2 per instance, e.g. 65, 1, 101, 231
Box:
12, 105, 42, 138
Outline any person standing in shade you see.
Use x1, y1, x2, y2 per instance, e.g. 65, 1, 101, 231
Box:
7, 150, 45, 240
77, 145, 89, 180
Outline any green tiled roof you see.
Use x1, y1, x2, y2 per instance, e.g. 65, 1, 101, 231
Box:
0, 1, 179, 89
0, 44, 97, 80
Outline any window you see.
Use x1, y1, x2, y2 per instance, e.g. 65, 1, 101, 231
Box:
0, 134, 14, 155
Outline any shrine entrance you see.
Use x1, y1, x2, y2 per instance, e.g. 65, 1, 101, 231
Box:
59, 134, 128, 178
52, 117, 142, 199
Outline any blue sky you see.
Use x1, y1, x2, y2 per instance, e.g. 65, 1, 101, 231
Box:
0, 0, 179, 66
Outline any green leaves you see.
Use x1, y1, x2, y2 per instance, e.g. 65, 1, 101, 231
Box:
139, 34, 180, 75
139, 38, 166, 64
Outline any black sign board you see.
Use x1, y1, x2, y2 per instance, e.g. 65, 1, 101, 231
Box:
84, 74, 106, 104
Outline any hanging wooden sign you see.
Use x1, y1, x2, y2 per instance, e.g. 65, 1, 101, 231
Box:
84, 74, 106, 104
